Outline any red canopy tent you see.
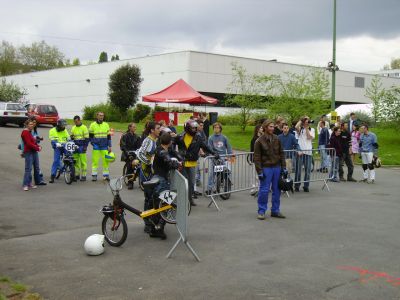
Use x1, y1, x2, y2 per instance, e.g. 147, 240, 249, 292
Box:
142, 79, 218, 104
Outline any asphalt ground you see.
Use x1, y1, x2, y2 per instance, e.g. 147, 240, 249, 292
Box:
1, 125, 400, 300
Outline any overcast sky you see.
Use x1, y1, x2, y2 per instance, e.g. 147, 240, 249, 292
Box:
1, 0, 399, 72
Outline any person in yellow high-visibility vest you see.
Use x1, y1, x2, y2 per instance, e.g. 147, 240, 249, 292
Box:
71, 115, 89, 181
49, 119, 70, 183
89, 112, 112, 181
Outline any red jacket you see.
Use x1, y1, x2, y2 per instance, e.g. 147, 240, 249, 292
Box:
21, 130, 40, 153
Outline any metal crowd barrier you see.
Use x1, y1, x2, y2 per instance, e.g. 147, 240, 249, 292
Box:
166, 170, 200, 262
201, 148, 337, 210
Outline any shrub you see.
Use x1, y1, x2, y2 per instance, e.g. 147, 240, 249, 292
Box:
83, 102, 135, 122
217, 113, 243, 125
132, 103, 152, 123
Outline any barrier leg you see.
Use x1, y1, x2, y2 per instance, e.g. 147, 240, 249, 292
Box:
166, 236, 182, 259
322, 179, 330, 192
207, 195, 221, 211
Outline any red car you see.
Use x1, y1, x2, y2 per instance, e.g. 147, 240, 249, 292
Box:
25, 103, 59, 126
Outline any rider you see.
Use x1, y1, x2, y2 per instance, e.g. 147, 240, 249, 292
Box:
71, 115, 90, 181
207, 122, 233, 194
175, 119, 218, 206
149, 132, 182, 239
136, 121, 161, 233
120, 122, 142, 189
89, 112, 112, 181
49, 119, 70, 183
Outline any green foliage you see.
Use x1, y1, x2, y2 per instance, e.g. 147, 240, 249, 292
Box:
99, 51, 108, 63
383, 57, 400, 70
111, 54, 120, 61
108, 63, 143, 116
341, 111, 375, 127
0, 277, 10, 283
0, 79, 27, 102
365, 75, 385, 122
19, 41, 65, 71
0, 41, 19, 76
11, 283, 27, 292
82, 102, 135, 122
72, 58, 80, 66
132, 103, 152, 123
217, 113, 243, 125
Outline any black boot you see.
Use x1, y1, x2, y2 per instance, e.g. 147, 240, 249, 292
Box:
149, 227, 167, 240
49, 175, 55, 183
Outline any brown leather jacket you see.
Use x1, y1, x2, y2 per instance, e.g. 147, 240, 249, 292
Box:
254, 133, 286, 174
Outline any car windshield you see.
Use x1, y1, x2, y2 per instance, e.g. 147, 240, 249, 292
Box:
40, 105, 57, 114
7, 103, 26, 111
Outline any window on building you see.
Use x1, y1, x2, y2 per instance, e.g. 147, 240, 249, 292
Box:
394, 73, 399, 77
355, 76, 365, 88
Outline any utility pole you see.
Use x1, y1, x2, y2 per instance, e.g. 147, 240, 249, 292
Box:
331, 0, 337, 110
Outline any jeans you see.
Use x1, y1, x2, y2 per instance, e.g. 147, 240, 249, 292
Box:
182, 167, 196, 202
329, 156, 340, 179
257, 166, 281, 214
295, 154, 312, 188
51, 147, 64, 177
23, 151, 41, 187
318, 145, 330, 169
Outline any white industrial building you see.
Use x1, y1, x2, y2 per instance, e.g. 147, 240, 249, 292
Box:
2, 51, 400, 118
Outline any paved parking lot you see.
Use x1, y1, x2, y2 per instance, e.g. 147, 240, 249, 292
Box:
1, 125, 400, 299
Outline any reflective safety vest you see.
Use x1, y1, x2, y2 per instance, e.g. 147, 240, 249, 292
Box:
49, 127, 70, 147
71, 124, 89, 151
89, 121, 111, 150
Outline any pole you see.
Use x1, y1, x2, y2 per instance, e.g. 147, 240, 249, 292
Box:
331, 0, 337, 110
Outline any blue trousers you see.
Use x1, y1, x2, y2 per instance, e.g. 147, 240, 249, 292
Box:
257, 166, 281, 214
23, 151, 41, 187
295, 154, 312, 188
51, 148, 64, 177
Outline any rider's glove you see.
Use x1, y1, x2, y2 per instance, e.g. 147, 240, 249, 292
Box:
56, 143, 62, 148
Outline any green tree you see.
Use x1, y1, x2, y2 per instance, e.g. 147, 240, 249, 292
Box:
99, 51, 108, 63
111, 55, 115, 61
0, 79, 27, 102
0, 41, 19, 76
365, 75, 385, 123
226, 62, 269, 131
72, 58, 80, 66
19, 40, 65, 71
383, 57, 400, 70
262, 68, 330, 123
380, 86, 400, 125
108, 63, 143, 117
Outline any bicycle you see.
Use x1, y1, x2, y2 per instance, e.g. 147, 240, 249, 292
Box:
55, 141, 79, 185
210, 157, 232, 200
100, 174, 190, 247
122, 150, 140, 188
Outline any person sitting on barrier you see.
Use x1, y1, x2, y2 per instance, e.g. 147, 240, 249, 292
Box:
359, 125, 378, 183
207, 122, 233, 195
294, 116, 315, 192
175, 119, 218, 206
339, 122, 356, 182
136, 121, 161, 233
328, 126, 342, 182
120, 122, 142, 189
316, 121, 330, 173
278, 123, 300, 174
254, 120, 286, 220
148, 132, 182, 239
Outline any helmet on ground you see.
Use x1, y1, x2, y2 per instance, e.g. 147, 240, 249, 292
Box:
105, 152, 116, 163
279, 174, 294, 193
184, 120, 198, 136
84, 234, 105, 256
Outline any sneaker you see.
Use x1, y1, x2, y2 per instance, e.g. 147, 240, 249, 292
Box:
339, 177, 346, 182
75, 175, 80, 181
347, 177, 357, 182
194, 191, 202, 196
250, 190, 257, 196
23, 186, 29, 191
103, 176, 109, 181
92, 175, 97, 182
149, 229, 167, 240
271, 212, 286, 219
37, 181, 47, 186
257, 214, 265, 220
330, 178, 340, 183
80, 176, 86, 182
49, 176, 55, 183
29, 185, 37, 189
144, 224, 152, 233
369, 179, 375, 184
359, 179, 368, 183
303, 187, 309, 192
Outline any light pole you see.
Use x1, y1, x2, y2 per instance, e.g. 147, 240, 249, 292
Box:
327, 0, 339, 110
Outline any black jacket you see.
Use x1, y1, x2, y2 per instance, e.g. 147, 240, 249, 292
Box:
175, 132, 215, 162
120, 131, 142, 161
153, 146, 182, 179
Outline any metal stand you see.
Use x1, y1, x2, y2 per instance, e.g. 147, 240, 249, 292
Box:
166, 229, 201, 262
207, 195, 221, 211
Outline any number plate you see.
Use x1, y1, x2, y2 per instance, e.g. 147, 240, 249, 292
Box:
159, 191, 177, 205
64, 141, 76, 152
11, 112, 20, 115
214, 165, 224, 172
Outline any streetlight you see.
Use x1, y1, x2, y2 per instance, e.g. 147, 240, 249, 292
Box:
328, 0, 339, 110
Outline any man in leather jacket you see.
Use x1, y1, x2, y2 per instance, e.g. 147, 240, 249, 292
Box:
120, 123, 142, 189
174, 120, 218, 206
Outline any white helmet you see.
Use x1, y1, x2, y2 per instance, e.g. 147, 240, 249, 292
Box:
84, 234, 105, 256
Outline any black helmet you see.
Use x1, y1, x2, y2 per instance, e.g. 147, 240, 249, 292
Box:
279, 174, 294, 193
56, 119, 67, 131
184, 120, 198, 136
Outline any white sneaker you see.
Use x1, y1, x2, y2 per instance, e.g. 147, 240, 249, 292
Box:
29, 185, 37, 189
23, 186, 29, 191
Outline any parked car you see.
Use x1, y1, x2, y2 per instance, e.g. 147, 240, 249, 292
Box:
25, 103, 59, 126
0, 102, 28, 127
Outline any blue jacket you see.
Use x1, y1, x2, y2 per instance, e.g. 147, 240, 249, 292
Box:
360, 132, 378, 153
278, 133, 300, 158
